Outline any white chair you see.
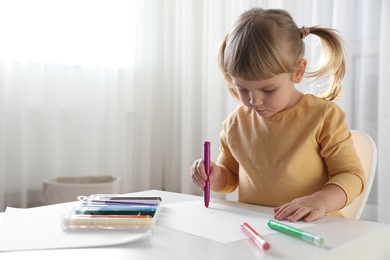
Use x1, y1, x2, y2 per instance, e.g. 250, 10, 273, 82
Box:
340, 130, 377, 219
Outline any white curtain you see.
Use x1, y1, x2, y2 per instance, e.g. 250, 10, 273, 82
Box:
377, 0, 390, 223
0, 0, 389, 223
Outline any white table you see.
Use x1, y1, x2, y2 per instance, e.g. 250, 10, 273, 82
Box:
1, 190, 390, 260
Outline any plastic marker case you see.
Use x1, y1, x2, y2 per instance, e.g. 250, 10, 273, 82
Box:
61, 194, 162, 230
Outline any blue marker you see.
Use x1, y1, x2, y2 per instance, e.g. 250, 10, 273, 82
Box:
75, 205, 157, 216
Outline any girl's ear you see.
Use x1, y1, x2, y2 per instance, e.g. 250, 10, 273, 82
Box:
293, 59, 307, 83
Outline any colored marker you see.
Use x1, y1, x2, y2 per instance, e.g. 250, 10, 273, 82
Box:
84, 201, 159, 206
80, 196, 162, 206
62, 214, 153, 230
241, 222, 271, 251
204, 141, 211, 208
74, 205, 157, 216
98, 196, 162, 204
77, 204, 157, 210
267, 220, 325, 247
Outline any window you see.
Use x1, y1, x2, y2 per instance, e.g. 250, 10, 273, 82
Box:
0, 0, 136, 68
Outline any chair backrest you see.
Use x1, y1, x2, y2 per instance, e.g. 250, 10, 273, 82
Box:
340, 130, 377, 219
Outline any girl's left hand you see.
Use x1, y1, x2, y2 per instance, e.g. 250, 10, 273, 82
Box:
273, 195, 327, 222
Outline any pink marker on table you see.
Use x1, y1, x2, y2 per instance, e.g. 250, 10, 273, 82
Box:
204, 141, 211, 208
241, 222, 271, 251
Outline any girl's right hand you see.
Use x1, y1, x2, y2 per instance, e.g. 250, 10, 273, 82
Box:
190, 158, 210, 191
191, 159, 226, 192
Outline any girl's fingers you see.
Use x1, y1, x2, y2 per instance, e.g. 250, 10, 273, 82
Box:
195, 160, 208, 180
274, 204, 296, 220
191, 171, 205, 189
191, 159, 207, 190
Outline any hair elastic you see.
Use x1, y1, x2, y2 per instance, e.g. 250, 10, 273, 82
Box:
300, 26, 310, 39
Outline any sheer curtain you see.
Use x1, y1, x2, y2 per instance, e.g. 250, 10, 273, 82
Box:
377, 0, 390, 223
0, 0, 389, 223
0, 0, 140, 208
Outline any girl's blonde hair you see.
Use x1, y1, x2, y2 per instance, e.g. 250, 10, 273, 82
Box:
218, 8, 345, 101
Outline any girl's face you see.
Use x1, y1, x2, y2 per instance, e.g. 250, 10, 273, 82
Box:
232, 73, 302, 117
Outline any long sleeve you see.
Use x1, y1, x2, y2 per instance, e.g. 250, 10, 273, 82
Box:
213, 94, 365, 208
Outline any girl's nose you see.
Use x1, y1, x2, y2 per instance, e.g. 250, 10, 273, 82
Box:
249, 92, 264, 107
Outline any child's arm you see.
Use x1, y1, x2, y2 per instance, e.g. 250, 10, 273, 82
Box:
273, 184, 347, 222
191, 159, 227, 192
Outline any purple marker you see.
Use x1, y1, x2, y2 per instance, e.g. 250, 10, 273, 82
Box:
204, 141, 211, 208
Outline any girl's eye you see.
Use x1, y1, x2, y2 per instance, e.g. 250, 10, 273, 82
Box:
263, 89, 274, 94
236, 87, 248, 93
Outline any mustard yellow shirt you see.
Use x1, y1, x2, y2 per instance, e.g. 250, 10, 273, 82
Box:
216, 94, 365, 209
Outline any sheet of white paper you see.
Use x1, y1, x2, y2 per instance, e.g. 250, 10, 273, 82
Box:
0, 203, 151, 252
157, 200, 315, 243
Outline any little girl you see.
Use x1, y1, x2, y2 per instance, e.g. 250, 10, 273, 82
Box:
191, 8, 365, 222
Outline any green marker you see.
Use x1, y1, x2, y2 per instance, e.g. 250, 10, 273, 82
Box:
267, 220, 325, 247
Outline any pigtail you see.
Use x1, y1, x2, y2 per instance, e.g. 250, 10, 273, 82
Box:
306, 26, 346, 101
